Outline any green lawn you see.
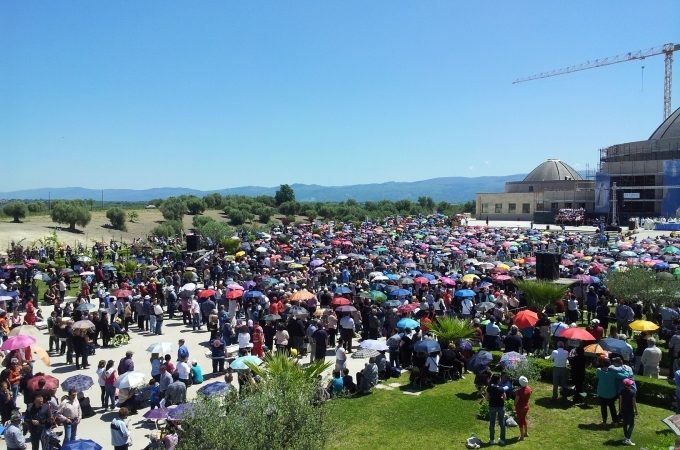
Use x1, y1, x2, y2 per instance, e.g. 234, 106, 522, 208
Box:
327, 375, 676, 450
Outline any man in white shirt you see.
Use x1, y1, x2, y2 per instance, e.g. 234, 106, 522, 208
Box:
176, 359, 191, 386
461, 297, 474, 319
641, 337, 663, 378
547, 341, 569, 400
338, 314, 355, 353
190, 297, 201, 331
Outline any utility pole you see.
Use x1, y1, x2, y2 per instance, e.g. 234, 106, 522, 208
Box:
101, 190, 104, 210
611, 182, 618, 226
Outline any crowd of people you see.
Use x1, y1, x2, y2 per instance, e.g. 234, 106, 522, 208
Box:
1, 214, 680, 448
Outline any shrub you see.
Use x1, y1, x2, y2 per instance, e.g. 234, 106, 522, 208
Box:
429, 317, 475, 348
186, 197, 206, 215
193, 215, 215, 228
127, 211, 139, 223
160, 197, 187, 221
274, 184, 295, 206
226, 208, 253, 226
514, 280, 569, 309
106, 207, 127, 231
3, 202, 28, 222
199, 220, 232, 244
27, 202, 46, 213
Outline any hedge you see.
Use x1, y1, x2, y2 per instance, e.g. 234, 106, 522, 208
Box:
489, 351, 675, 408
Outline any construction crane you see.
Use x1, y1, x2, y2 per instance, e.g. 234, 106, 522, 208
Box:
514, 43, 680, 120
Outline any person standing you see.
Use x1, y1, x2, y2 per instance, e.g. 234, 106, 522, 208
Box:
596, 360, 619, 425
4, 412, 26, 450
313, 325, 329, 363
547, 341, 569, 401
339, 313, 355, 353
641, 337, 662, 378
110, 407, 131, 450
620, 378, 638, 445
486, 373, 507, 446
335, 338, 347, 372
153, 300, 164, 335
26, 395, 51, 450
56, 388, 81, 444
515, 376, 533, 441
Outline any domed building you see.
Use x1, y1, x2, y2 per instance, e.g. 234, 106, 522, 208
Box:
476, 159, 595, 221
596, 107, 680, 222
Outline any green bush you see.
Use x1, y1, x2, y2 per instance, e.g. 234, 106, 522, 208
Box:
106, 207, 127, 231
160, 197, 187, 221
186, 197, 206, 215
192, 215, 215, 228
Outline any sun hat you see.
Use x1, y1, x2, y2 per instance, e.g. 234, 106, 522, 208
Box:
518, 376, 528, 387
623, 378, 634, 386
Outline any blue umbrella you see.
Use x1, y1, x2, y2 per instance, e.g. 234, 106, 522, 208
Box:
454, 289, 476, 298
386, 274, 401, 281
600, 337, 634, 360
244, 290, 264, 299
334, 286, 352, 295
76, 303, 97, 312
422, 273, 436, 281
407, 270, 423, 277
61, 375, 94, 392
230, 355, 263, 370
396, 318, 419, 329
458, 339, 473, 352
62, 439, 103, 450
0, 290, 19, 299
468, 350, 493, 373
197, 382, 232, 397
384, 300, 401, 308
390, 288, 412, 297
413, 339, 441, 353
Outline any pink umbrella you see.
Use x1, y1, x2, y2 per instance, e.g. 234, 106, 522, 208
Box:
493, 275, 512, 281
440, 277, 457, 286
227, 283, 244, 290
1, 335, 36, 351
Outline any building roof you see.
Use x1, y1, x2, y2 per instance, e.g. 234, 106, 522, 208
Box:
522, 159, 583, 182
649, 107, 680, 140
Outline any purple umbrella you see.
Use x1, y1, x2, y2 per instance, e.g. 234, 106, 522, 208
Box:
143, 408, 170, 420
168, 403, 195, 420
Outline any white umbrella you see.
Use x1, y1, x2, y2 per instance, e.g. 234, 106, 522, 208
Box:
115, 371, 146, 389
181, 283, 197, 292
255, 246, 268, 253
146, 342, 176, 354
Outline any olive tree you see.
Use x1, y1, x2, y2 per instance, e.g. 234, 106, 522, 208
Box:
50, 202, 91, 231
3, 202, 28, 223
106, 207, 127, 231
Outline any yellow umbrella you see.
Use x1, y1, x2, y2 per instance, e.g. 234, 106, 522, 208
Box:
496, 263, 510, 270
583, 343, 608, 356
629, 320, 659, 332
462, 274, 479, 283
235, 251, 246, 258
31, 345, 51, 367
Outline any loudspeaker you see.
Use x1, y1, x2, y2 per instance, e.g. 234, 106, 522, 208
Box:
186, 234, 199, 252
535, 252, 560, 280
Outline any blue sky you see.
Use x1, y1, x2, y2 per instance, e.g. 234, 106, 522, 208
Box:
1, 1, 679, 190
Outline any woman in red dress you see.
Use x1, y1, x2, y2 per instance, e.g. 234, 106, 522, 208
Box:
252, 322, 265, 357
515, 376, 533, 441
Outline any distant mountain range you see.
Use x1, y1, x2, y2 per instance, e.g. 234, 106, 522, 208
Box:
0, 174, 526, 203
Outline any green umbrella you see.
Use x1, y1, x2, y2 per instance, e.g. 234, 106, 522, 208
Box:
370, 290, 387, 303
664, 246, 680, 255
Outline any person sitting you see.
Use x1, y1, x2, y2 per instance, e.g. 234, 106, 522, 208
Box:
439, 343, 464, 380
475, 366, 492, 396
375, 350, 389, 380
423, 351, 440, 386
328, 370, 344, 398
190, 361, 204, 385
342, 368, 357, 394
356, 357, 379, 394
503, 325, 523, 353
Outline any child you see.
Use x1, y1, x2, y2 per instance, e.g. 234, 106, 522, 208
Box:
190, 360, 204, 385
620, 378, 638, 446
149, 379, 160, 410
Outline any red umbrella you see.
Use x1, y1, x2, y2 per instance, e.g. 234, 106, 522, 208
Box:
398, 302, 420, 314
560, 327, 596, 341
513, 310, 539, 329
27, 374, 59, 392
331, 297, 351, 306
113, 289, 132, 298
198, 289, 216, 299
493, 275, 512, 281
226, 290, 243, 299
414, 277, 430, 285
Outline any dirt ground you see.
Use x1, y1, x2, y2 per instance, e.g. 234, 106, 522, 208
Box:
0, 209, 229, 253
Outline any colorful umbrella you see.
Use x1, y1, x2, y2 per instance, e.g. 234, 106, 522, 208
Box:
72, 320, 95, 331
146, 342, 176, 354
335, 305, 357, 313
143, 408, 170, 420
513, 310, 539, 329
230, 355, 262, 370
628, 320, 659, 332
198, 289, 216, 298
27, 375, 59, 391
197, 382, 233, 397
113, 289, 132, 298
8, 325, 42, 338
226, 290, 243, 299
499, 351, 528, 369
560, 327, 596, 341
61, 375, 94, 392
168, 403, 195, 420
1, 335, 36, 351
396, 318, 419, 329
331, 297, 351, 306
62, 439, 103, 450
583, 343, 608, 357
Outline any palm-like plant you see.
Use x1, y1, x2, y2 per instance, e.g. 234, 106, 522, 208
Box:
247, 351, 332, 382
428, 317, 475, 347
514, 279, 569, 309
